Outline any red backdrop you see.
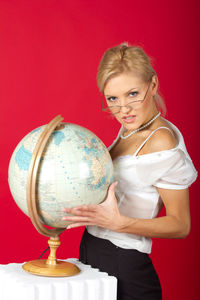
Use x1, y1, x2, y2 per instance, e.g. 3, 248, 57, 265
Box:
0, 1, 199, 299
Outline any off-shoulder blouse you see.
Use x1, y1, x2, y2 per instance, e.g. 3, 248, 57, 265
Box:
87, 118, 198, 254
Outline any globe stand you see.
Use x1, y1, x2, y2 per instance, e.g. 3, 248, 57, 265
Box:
22, 115, 80, 277
23, 237, 80, 277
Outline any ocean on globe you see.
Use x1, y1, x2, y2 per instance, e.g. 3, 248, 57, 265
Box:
8, 122, 114, 228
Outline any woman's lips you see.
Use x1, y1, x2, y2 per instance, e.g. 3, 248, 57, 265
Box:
122, 115, 136, 123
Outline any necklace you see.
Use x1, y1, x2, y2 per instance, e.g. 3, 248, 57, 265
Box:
120, 111, 161, 140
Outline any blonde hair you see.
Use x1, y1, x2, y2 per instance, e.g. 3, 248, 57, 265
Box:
97, 42, 166, 116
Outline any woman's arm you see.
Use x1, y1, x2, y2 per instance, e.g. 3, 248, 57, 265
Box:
62, 183, 191, 239
118, 188, 191, 239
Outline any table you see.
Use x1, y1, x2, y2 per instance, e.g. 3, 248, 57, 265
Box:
0, 258, 117, 300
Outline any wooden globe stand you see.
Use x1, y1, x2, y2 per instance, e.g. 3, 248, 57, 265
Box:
22, 115, 80, 277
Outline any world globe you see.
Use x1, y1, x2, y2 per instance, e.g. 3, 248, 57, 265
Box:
8, 119, 114, 229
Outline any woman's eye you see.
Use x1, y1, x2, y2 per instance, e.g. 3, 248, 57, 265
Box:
129, 91, 138, 97
107, 97, 117, 102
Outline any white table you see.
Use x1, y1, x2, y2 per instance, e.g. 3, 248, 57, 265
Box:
0, 258, 117, 300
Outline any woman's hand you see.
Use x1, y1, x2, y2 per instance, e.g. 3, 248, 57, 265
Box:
62, 182, 125, 231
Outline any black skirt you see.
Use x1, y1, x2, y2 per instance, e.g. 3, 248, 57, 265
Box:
79, 229, 162, 300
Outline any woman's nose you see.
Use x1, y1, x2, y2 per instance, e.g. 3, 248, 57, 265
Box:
120, 104, 132, 114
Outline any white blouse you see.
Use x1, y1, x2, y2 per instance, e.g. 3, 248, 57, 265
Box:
87, 118, 198, 254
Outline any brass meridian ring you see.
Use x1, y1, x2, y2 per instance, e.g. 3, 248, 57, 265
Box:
26, 115, 66, 237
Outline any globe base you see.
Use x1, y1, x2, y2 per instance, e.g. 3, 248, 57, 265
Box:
22, 259, 81, 277
22, 236, 80, 277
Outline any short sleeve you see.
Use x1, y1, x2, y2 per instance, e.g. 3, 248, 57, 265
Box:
135, 148, 198, 190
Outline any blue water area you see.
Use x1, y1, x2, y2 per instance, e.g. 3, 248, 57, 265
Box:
92, 175, 107, 190
15, 145, 32, 170
84, 145, 98, 155
52, 131, 65, 145
84, 146, 95, 154
83, 137, 102, 156
91, 137, 98, 144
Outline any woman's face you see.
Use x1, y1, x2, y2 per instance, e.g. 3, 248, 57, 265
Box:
103, 72, 159, 132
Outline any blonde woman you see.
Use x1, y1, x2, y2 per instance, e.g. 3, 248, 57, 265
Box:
63, 44, 197, 300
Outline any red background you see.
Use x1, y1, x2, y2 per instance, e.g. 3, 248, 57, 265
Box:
0, 1, 199, 299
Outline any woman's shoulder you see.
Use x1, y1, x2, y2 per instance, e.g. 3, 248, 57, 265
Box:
147, 126, 177, 153
141, 118, 178, 153
134, 119, 198, 188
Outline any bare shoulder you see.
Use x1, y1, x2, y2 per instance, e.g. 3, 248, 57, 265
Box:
147, 127, 177, 153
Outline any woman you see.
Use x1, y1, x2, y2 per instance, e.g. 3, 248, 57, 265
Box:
62, 43, 197, 300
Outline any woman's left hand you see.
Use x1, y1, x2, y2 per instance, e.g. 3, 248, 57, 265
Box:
62, 182, 125, 231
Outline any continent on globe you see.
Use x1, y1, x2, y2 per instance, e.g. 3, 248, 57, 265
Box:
8, 122, 114, 228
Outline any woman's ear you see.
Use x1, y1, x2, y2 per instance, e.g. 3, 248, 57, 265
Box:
151, 75, 158, 96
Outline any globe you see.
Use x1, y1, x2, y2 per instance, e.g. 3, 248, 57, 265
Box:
8, 120, 114, 229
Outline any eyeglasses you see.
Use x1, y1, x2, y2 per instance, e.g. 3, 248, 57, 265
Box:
101, 81, 152, 114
